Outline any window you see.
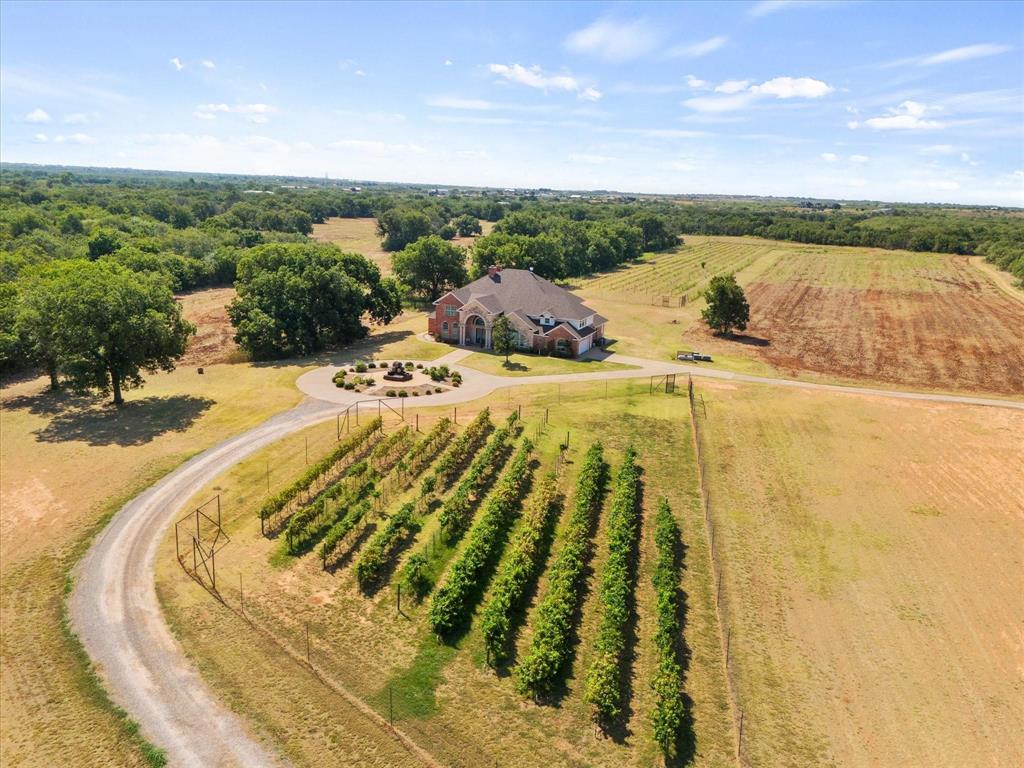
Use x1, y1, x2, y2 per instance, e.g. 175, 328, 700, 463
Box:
444, 305, 457, 317
474, 316, 485, 326
442, 322, 449, 332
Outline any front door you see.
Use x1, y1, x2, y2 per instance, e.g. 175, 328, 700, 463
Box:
474, 325, 486, 346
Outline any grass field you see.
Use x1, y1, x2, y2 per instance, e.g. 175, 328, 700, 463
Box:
0, 292, 448, 767
575, 236, 1024, 396
459, 350, 639, 377
311, 217, 494, 276
155, 380, 736, 767
694, 380, 1024, 767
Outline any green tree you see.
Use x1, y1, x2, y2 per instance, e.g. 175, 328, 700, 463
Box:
229, 243, 401, 359
701, 274, 750, 336
376, 208, 432, 251
391, 235, 467, 300
87, 229, 120, 259
13, 264, 67, 389
454, 214, 482, 237
49, 260, 195, 405
491, 314, 516, 364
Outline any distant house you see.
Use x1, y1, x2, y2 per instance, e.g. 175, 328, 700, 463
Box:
428, 266, 606, 357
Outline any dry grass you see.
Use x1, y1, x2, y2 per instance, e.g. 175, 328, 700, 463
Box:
156, 381, 735, 767
311, 217, 494, 276
178, 286, 244, 366
459, 351, 639, 377
695, 380, 1024, 767
0, 298, 447, 767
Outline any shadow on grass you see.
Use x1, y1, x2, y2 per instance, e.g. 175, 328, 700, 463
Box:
16, 392, 216, 447
667, 529, 697, 767
501, 361, 529, 372
716, 332, 770, 348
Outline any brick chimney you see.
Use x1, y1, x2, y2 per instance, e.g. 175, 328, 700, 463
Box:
487, 265, 502, 278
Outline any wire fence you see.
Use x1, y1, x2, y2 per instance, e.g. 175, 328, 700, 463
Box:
688, 376, 747, 767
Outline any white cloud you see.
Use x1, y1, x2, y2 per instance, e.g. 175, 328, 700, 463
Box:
201, 59, 215, 69
849, 154, 870, 163
715, 79, 750, 94
821, 152, 838, 162
564, 17, 662, 61
750, 76, 833, 98
685, 75, 832, 113
686, 75, 710, 90
25, 107, 51, 123
354, 69, 366, 77
579, 86, 603, 102
568, 153, 616, 165
488, 63, 580, 92
668, 35, 728, 59
444, 59, 453, 66
858, 101, 943, 131
170, 57, 184, 71
748, 1, 831, 18
54, 133, 96, 145
194, 103, 278, 122
33, 133, 47, 143
918, 43, 1011, 66
63, 113, 90, 125
920, 144, 955, 155
327, 139, 426, 156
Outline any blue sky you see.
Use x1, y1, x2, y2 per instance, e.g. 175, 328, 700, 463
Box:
2, 0, 1022, 205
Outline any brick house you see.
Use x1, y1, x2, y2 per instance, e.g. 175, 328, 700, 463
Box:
427, 267, 607, 357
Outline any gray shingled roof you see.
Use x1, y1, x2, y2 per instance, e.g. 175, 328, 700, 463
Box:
446, 268, 597, 322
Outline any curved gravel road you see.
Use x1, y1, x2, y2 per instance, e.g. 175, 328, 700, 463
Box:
70, 352, 1024, 767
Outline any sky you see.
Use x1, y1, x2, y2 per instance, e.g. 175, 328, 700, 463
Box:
2, 0, 1022, 205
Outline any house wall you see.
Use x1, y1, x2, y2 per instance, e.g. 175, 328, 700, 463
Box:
432, 294, 464, 343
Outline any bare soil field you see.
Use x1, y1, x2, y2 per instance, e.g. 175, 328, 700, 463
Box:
575, 237, 1024, 396
312, 217, 494, 275
0, 307, 448, 767
695, 380, 1024, 767
155, 383, 736, 767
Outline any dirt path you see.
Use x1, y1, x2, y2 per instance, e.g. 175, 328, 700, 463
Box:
69, 349, 1024, 768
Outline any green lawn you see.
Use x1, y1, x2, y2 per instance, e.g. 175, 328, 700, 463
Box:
459, 351, 639, 377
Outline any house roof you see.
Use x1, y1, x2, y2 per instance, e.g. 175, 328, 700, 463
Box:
444, 268, 598, 322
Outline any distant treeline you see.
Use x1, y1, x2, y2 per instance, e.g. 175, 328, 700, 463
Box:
2, 167, 1021, 377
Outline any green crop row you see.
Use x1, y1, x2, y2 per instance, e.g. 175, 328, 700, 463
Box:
583, 446, 641, 722
288, 461, 374, 554
480, 474, 561, 663
428, 438, 534, 636
650, 498, 686, 755
258, 417, 382, 523
355, 503, 420, 587
515, 442, 607, 697
437, 411, 520, 542
422, 408, 493, 496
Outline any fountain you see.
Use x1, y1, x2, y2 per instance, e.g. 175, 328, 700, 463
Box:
383, 361, 413, 382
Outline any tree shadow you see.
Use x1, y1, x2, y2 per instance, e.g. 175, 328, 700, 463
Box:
23, 393, 215, 446
501, 360, 528, 372
716, 332, 770, 347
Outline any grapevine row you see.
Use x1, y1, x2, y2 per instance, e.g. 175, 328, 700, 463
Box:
650, 498, 686, 755
428, 438, 535, 636
437, 411, 520, 542
354, 502, 420, 586
421, 409, 493, 497
583, 446, 642, 722
285, 459, 373, 553
258, 416, 382, 525
320, 421, 450, 569
479, 474, 561, 663
515, 442, 607, 697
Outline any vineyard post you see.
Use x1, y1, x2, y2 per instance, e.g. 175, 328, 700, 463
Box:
378, 400, 381, 420
415, 413, 419, 432
518, 404, 522, 419
355, 404, 359, 427
545, 407, 549, 425
401, 398, 405, 420
454, 407, 457, 424
739, 709, 745, 761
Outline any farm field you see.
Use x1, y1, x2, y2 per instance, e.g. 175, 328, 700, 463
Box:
574, 236, 1024, 396
155, 380, 736, 768
312, 217, 494, 275
0, 298, 447, 767
459, 350, 639, 377
694, 380, 1024, 767
178, 286, 244, 366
